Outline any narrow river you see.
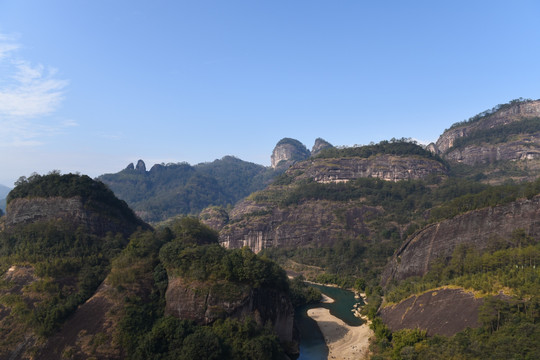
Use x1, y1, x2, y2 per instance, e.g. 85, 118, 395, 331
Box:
296, 284, 364, 360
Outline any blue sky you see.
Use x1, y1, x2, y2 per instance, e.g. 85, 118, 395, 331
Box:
0, 1, 539, 186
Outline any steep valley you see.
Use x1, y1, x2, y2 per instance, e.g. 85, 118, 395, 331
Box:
0, 99, 539, 359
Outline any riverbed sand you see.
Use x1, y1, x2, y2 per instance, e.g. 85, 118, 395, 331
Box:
307, 307, 373, 360
320, 293, 335, 303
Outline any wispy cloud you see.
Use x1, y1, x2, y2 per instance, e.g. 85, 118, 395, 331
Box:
0, 33, 71, 146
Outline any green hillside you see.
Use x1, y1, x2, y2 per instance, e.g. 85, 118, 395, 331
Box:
99, 156, 276, 222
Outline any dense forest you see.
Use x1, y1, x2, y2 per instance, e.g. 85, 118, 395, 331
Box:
99, 156, 277, 222
0, 174, 302, 359
104, 217, 303, 360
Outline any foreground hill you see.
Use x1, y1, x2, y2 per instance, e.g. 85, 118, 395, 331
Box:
0, 174, 297, 359
5, 173, 148, 236
37, 218, 296, 359
0, 173, 147, 359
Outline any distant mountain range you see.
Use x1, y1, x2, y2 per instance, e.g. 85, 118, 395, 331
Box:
98, 156, 277, 222
99, 139, 335, 223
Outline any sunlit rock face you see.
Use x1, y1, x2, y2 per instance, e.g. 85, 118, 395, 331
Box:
432, 100, 540, 154
271, 138, 310, 170
165, 276, 294, 343
381, 195, 540, 285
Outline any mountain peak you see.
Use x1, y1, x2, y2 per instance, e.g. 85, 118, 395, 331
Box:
271, 138, 310, 169
311, 138, 333, 156
136, 159, 146, 172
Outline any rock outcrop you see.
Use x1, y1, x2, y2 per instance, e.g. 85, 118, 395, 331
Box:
165, 277, 294, 343
381, 195, 540, 285
271, 138, 310, 169
434, 100, 540, 154
290, 154, 447, 183
5, 196, 147, 236
379, 288, 484, 336
443, 133, 540, 165
221, 152, 447, 254
220, 200, 380, 253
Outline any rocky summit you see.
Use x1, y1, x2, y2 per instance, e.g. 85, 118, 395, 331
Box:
270, 137, 311, 169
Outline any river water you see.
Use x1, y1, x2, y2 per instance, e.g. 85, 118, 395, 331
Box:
296, 284, 364, 360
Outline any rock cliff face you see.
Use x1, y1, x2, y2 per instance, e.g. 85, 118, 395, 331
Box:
434, 100, 540, 154
165, 276, 294, 343
220, 153, 447, 253
379, 288, 484, 336
291, 155, 447, 183
444, 133, 540, 165
220, 200, 380, 252
271, 138, 311, 169
5, 196, 146, 236
381, 195, 540, 285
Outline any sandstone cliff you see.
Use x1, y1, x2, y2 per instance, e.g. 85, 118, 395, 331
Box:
165, 276, 295, 343
5, 196, 147, 236
381, 195, 540, 285
220, 199, 380, 252
271, 138, 311, 169
434, 99, 540, 154
443, 132, 540, 165
220, 151, 447, 253
290, 154, 447, 183
379, 288, 484, 336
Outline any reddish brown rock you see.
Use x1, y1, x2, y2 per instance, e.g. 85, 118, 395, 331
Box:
382, 195, 540, 285
379, 288, 483, 336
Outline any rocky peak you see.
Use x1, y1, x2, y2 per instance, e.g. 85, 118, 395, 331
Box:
125, 163, 135, 171
136, 159, 146, 172
311, 138, 333, 156
270, 138, 310, 170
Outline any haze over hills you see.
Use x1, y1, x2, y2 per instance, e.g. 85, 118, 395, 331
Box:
0, 184, 10, 213
0, 184, 10, 199
0, 99, 539, 359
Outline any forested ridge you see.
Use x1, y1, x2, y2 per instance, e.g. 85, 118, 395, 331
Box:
99, 156, 277, 222
107, 218, 293, 360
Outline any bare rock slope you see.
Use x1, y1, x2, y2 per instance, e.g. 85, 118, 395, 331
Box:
382, 195, 540, 285
379, 288, 483, 336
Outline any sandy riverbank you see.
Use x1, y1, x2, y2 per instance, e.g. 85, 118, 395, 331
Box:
307, 307, 373, 360
321, 293, 335, 303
